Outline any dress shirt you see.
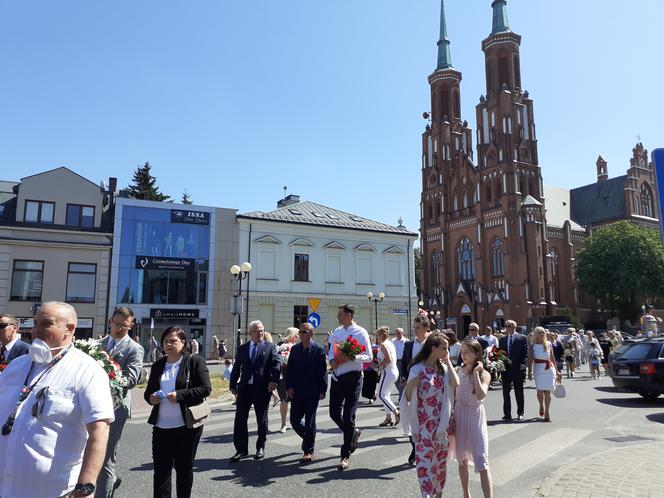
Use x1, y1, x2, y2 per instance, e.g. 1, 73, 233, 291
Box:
391, 336, 409, 360
0, 348, 114, 498
156, 358, 184, 429
483, 335, 499, 348
1, 337, 19, 361
328, 323, 373, 378
411, 338, 425, 359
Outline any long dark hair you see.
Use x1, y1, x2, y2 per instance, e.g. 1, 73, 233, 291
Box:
410, 331, 448, 373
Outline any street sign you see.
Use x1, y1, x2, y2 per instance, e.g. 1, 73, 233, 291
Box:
652, 148, 664, 244
392, 309, 408, 315
307, 298, 321, 311
307, 312, 321, 328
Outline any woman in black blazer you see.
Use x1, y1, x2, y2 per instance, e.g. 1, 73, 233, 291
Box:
144, 326, 211, 498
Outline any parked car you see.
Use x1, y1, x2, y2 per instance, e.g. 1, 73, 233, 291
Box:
610, 338, 664, 400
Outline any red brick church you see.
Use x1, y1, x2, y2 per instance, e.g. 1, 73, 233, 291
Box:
419, 0, 660, 334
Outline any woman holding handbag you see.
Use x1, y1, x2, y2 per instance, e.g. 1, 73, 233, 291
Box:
145, 326, 212, 498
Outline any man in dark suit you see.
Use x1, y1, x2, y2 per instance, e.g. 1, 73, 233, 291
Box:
498, 319, 529, 421
286, 322, 328, 463
230, 320, 280, 461
0, 314, 29, 364
96, 307, 144, 498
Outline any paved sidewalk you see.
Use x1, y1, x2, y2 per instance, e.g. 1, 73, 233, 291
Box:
536, 441, 664, 497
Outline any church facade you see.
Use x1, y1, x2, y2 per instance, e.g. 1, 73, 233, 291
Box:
419, 0, 660, 334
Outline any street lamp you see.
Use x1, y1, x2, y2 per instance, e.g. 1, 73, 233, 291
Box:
231, 262, 252, 355
367, 291, 385, 331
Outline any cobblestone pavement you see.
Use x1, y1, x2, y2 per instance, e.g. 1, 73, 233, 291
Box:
536, 441, 664, 497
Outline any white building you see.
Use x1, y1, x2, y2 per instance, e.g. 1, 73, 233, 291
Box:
236, 195, 418, 343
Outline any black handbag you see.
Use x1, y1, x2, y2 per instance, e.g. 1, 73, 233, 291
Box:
184, 357, 211, 429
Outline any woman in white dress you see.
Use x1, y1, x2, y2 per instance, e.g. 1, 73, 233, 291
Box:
375, 326, 400, 426
527, 327, 562, 422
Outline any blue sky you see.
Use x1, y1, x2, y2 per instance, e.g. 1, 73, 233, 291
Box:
1, 0, 662, 238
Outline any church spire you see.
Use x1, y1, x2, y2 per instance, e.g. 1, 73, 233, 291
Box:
436, 0, 452, 70
491, 0, 510, 35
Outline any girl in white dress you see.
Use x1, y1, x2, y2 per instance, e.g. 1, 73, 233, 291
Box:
527, 327, 562, 421
376, 326, 400, 426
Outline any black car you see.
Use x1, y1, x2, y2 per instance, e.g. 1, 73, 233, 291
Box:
610, 338, 664, 400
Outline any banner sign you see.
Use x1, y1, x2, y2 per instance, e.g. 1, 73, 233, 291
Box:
135, 255, 195, 271
652, 148, 664, 244
171, 209, 210, 225
150, 308, 200, 319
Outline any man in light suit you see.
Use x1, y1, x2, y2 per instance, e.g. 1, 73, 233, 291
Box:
95, 307, 144, 498
498, 319, 529, 421
229, 320, 280, 462
0, 314, 29, 364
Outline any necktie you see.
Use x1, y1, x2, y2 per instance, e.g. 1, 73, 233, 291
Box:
251, 343, 257, 363
508, 335, 512, 355
0, 345, 6, 362
106, 339, 115, 353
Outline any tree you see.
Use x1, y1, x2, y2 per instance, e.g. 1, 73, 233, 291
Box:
414, 246, 422, 298
575, 221, 664, 320
181, 190, 193, 205
126, 162, 170, 201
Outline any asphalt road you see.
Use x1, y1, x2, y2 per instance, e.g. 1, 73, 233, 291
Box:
115, 367, 664, 497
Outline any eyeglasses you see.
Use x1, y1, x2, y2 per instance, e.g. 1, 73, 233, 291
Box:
110, 321, 131, 329
0, 322, 17, 329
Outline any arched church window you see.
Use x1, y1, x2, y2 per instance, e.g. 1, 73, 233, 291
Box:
485, 183, 492, 204
642, 183, 654, 218
456, 238, 475, 281
491, 239, 504, 277
432, 251, 441, 287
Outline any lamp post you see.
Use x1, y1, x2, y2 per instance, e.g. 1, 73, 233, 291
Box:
230, 262, 252, 355
367, 291, 385, 331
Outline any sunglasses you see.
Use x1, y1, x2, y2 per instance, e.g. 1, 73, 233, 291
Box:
0, 323, 17, 329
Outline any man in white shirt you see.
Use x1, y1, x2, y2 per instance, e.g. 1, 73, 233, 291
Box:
328, 304, 372, 470
0, 301, 114, 498
391, 328, 409, 398
482, 326, 499, 349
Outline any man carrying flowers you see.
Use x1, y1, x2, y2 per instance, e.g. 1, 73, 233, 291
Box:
328, 304, 373, 470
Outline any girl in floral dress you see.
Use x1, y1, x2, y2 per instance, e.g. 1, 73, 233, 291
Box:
453, 339, 493, 498
404, 332, 459, 498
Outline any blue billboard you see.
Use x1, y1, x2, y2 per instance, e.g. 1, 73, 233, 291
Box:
653, 148, 664, 243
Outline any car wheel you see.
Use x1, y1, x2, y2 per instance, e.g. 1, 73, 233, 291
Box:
638, 392, 660, 400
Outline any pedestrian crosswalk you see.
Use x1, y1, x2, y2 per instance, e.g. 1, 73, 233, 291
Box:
128, 398, 594, 489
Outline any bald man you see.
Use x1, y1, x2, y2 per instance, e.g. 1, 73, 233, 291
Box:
0, 302, 114, 498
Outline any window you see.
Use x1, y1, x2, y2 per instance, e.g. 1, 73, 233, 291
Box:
641, 184, 654, 218
326, 251, 342, 282
66, 204, 95, 228
294, 253, 309, 281
456, 238, 475, 280
432, 251, 441, 286
24, 200, 54, 224
293, 305, 308, 327
66, 263, 97, 302
491, 239, 504, 277
11, 260, 44, 301
550, 250, 560, 302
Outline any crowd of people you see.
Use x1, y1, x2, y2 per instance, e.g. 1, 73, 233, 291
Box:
0, 302, 629, 498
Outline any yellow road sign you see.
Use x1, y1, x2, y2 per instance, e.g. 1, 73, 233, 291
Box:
307, 298, 321, 311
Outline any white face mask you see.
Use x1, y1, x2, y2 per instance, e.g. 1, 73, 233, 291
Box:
29, 338, 61, 364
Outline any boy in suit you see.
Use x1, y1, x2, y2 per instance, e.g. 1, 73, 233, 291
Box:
498, 319, 529, 421
286, 322, 328, 463
229, 320, 280, 461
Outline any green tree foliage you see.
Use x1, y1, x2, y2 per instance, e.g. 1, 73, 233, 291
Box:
181, 190, 193, 205
575, 221, 664, 319
126, 162, 170, 201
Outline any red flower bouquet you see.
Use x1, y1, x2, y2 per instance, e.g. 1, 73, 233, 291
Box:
0, 362, 8, 374
75, 338, 129, 407
486, 346, 511, 373
333, 335, 367, 365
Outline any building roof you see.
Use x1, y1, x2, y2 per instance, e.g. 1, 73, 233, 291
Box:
542, 185, 584, 231
0, 181, 18, 221
238, 200, 417, 236
569, 176, 627, 227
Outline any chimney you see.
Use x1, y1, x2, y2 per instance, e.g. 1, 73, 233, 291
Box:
596, 155, 608, 182
108, 177, 118, 193
277, 194, 300, 208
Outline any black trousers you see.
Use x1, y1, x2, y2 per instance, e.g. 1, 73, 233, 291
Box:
233, 383, 271, 453
329, 371, 362, 458
502, 368, 525, 417
152, 425, 203, 498
290, 395, 320, 454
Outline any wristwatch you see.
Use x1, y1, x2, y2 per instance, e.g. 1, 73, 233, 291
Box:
74, 483, 96, 496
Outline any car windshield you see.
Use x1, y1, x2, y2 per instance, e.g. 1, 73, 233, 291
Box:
619, 343, 661, 361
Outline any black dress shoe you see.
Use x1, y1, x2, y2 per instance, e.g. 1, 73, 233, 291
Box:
502, 415, 512, 421
408, 450, 416, 466
230, 452, 248, 462
254, 448, 265, 460
113, 477, 122, 491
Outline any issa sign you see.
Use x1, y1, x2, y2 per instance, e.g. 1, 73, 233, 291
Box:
652, 148, 664, 244
171, 209, 210, 225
